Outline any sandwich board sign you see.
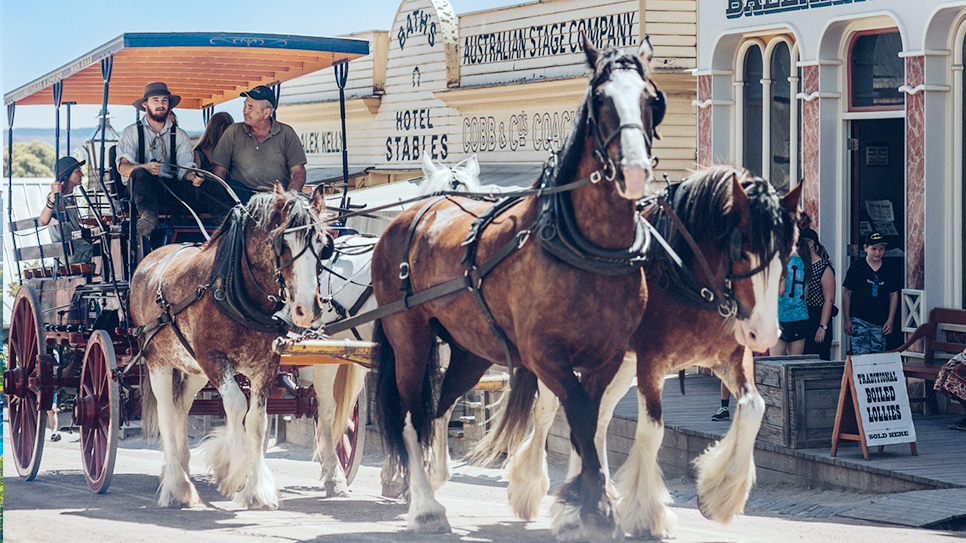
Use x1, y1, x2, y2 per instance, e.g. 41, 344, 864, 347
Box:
831, 352, 918, 460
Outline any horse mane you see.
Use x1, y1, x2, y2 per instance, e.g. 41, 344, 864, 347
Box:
203, 190, 320, 250
543, 46, 647, 189
672, 164, 795, 270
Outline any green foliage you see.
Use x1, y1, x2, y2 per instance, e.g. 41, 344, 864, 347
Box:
2, 140, 56, 177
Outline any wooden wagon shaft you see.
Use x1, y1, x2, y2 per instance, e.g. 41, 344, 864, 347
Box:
274, 338, 378, 369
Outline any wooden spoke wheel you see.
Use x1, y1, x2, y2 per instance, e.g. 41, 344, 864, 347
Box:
334, 383, 366, 486
5, 285, 53, 480
74, 330, 120, 493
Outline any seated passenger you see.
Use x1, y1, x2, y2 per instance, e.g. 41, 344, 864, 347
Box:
210, 85, 306, 204
39, 156, 93, 264
115, 82, 203, 237
192, 111, 235, 218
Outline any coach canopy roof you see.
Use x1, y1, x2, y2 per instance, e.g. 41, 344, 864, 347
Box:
4, 32, 369, 109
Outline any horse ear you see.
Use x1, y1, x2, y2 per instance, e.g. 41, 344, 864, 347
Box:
421, 151, 437, 178
582, 33, 599, 68
781, 182, 803, 216
464, 154, 480, 180
731, 174, 752, 229
638, 35, 655, 63
311, 183, 327, 215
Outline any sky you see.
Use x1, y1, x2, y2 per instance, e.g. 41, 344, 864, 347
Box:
2, 0, 521, 134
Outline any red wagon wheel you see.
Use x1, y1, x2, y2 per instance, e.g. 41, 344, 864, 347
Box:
5, 285, 52, 480
74, 330, 120, 493
333, 383, 366, 486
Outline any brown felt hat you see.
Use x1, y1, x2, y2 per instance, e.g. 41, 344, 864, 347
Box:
133, 82, 181, 111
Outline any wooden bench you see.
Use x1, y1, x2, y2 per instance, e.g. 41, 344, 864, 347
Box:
891, 307, 966, 410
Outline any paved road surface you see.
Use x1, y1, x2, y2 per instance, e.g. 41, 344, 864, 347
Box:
4, 424, 963, 542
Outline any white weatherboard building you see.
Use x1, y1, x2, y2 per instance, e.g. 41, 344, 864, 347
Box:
696, 1, 966, 360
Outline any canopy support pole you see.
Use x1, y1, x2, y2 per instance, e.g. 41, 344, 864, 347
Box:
7, 102, 22, 282
334, 60, 350, 213
98, 57, 119, 219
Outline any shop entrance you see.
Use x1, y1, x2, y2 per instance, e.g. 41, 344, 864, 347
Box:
850, 117, 906, 347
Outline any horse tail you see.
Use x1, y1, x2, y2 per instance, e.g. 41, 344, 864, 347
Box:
140, 366, 160, 441
467, 367, 538, 467
679, 369, 686, 395
374, 320, 408, 469
332, 363, 367, 438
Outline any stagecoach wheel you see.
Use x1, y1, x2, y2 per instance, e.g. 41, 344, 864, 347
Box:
334, 383, 367, 486
7, 285, 51, 480
76, 330, 120, 493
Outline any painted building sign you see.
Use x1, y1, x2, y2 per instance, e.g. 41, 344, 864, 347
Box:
461, 109, 576, 154
461, 11, 637, 66
726, 0, 874, 19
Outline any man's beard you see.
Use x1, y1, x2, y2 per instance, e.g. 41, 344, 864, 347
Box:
147, 107, 168, 123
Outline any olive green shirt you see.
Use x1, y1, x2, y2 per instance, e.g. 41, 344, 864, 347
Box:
211, 120, 307, 191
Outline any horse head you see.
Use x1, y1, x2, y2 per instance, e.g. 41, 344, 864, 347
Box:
725, 173, 801, 351
663, 166, 800, 352
418, 152, 482, 195
252, 184, 333, 329
582, 34, 666, 200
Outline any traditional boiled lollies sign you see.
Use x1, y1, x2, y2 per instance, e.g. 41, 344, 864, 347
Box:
851, 353, 917, 447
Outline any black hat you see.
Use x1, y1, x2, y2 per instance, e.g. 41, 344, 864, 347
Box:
864, 231, 887, 247
241, 85, 277, 109
800, 228, 819, 244
55, 156, 86, 181
133, 82, 181, 111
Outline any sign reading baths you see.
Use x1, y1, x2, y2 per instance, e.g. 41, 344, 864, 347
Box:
462, 11, 637, 65
726, 0, 875, 19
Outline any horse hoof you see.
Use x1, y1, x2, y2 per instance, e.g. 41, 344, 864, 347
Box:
324, 481, 350, 498
551, 502, 583, 542
409, 512, 452, 534
382, 480, 407, 499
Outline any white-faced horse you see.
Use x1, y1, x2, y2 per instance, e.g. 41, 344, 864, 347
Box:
311, 152, 488, 497
132, 186, 331, 508
473, 165, 801, 538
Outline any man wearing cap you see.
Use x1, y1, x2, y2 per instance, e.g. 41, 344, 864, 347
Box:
210, 85, 307, 202
842, 232, 901, 355
116, 82, 202, 237
39, 156, 92, 264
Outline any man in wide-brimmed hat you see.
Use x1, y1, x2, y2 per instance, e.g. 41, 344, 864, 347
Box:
39, 156, 93, 264
116, 82, 203, 237
210, 84, 306, 203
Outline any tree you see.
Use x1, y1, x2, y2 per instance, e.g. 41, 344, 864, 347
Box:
2, 141, 56, 177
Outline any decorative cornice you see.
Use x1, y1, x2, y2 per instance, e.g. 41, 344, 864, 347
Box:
899, 84, 951, 95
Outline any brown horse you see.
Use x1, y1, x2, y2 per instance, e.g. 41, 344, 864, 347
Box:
130, 186, 331, 508
488, 165, 801, 537
371, 37, 664, 540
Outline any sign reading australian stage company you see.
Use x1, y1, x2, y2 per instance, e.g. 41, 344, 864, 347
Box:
726, 0, 874, 19
850, 353, 916, 448
462, 11, 637, 65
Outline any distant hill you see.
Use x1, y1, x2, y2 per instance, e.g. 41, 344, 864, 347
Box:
3, 128, 95, 157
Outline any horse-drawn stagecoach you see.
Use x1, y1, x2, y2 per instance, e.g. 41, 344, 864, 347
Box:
3, 32, 372, 495
6, 30, 805, 541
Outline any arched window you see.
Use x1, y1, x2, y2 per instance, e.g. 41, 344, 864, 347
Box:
850, 30, 903, 110
770, 42, 792, 190
743, 45, 763, 176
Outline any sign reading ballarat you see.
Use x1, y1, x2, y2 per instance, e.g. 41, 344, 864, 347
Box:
462, 11, 637, 66
726, 0, 874, 19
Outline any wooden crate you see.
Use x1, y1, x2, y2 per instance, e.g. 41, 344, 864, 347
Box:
755, 355, 845, 449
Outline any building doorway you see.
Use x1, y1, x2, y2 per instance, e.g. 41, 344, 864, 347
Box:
850, 117, 905, 348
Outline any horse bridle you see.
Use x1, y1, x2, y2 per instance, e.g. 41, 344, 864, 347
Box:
246, 212, 333, 305
654, 185, 777, 320
585, 60, 666, 184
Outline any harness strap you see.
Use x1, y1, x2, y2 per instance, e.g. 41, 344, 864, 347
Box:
655, 195, 724, 304
399, 196, 447, 296
132, 244, 208, 359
